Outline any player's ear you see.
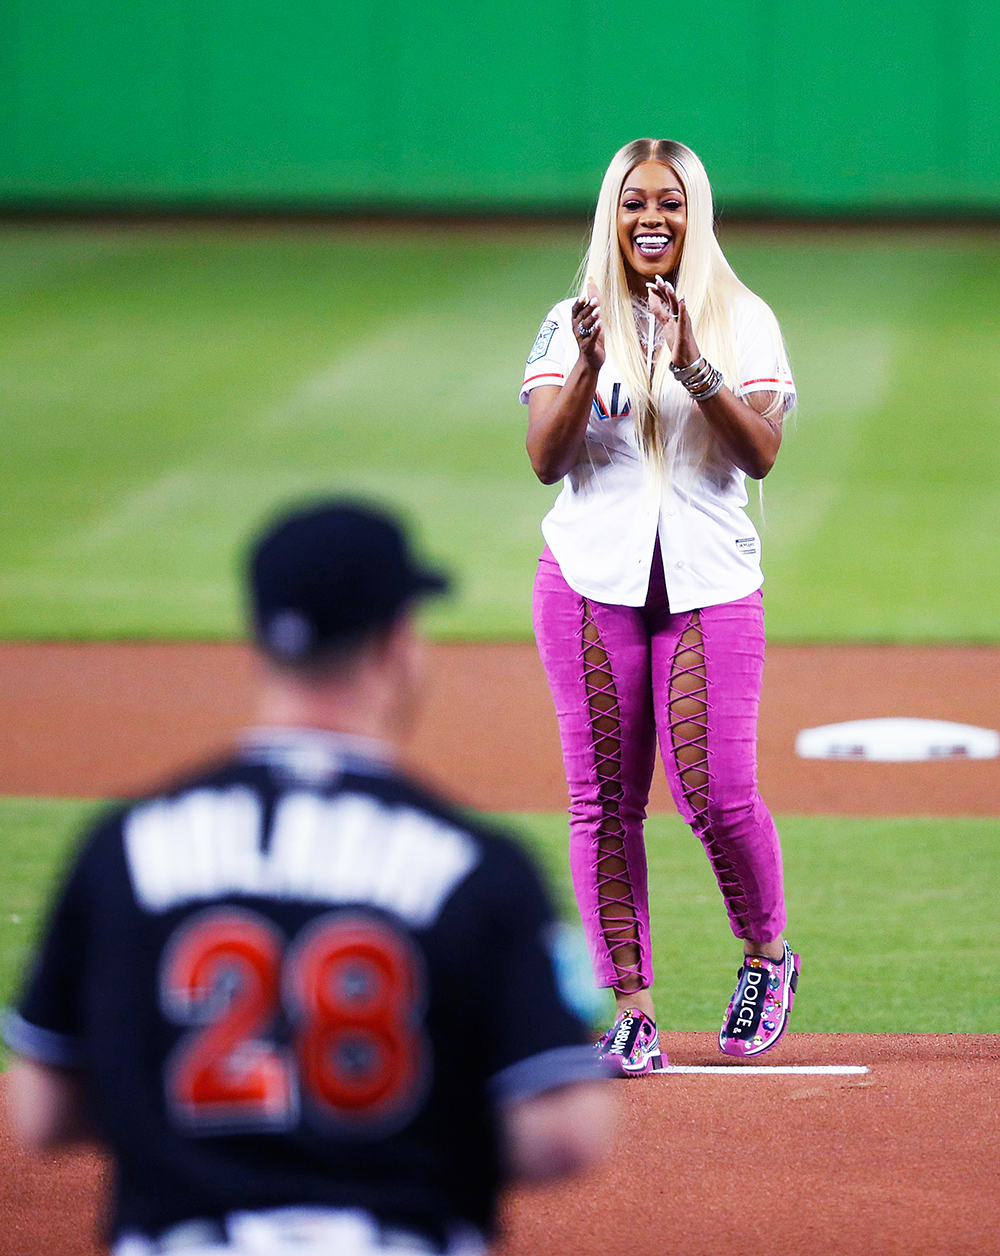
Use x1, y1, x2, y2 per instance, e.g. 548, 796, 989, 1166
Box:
378, 611, 426, 735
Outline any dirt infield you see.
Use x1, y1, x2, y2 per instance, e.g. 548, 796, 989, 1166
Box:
495, 1033, 1000, 1256
2, 1035, 997, 1256
1, 643, 1000, 818
0, 641, 997, 814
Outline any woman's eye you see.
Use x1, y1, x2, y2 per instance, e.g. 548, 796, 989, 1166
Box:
662, 200, 682, 211
623, 200, 643, 211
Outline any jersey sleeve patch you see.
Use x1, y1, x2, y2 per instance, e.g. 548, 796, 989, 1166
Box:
526, 319, 559, 365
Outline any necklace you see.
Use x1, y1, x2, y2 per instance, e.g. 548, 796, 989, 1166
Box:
631, 296, 664, 381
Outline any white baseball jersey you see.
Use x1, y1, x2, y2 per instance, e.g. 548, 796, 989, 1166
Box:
521, 292, 795, 611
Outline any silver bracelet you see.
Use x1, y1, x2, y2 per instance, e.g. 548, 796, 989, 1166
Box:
688, 367, 725, 401
669, 356, 705, 383
671, 355, 724, 401
680, 362, 714, 391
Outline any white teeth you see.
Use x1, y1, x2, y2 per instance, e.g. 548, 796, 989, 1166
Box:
635, 235, 671, 252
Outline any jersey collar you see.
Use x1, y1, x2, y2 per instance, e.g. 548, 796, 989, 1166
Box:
239, 725, 397, 784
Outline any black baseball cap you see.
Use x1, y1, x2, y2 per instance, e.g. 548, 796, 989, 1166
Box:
248, 499, 449, 663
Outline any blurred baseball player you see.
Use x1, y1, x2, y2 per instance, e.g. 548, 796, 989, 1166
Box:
3, 499, 612, 1256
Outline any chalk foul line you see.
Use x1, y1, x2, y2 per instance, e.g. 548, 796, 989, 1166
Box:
656, 1064, 869, 1076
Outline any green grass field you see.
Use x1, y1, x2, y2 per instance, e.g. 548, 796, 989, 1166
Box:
2, 798, 996, 1069
2, 224, 999, 642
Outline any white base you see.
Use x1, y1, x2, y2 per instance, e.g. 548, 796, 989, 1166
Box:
795, 717, 999, 762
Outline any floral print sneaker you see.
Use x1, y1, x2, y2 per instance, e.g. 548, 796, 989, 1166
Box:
596, 1007, 664, 1075
719, 941, 800, 1058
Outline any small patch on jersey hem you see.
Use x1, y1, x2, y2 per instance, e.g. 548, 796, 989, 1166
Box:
736, 537, 757, 555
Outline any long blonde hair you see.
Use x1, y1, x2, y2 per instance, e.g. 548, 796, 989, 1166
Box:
577, 138, 786, 477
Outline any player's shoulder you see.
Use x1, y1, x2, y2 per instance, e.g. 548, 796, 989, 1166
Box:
122, 753, 261, 812
78, 753, 261, 848
86, 751, 538, 897
108, 748, 482, 843
77, 756, 246, 848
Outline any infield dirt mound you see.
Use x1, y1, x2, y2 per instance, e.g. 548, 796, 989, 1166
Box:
2, 1035, 996, 1256
496, 1033, 1000, 1256
1, 642, 998, 814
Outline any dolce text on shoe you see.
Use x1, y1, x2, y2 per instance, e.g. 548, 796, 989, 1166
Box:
719, 942, 800, 1058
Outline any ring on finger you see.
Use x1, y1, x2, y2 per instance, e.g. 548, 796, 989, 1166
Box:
579, 325, 593, 338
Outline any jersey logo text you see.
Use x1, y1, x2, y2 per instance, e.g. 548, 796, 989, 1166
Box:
592, 382, 631, 421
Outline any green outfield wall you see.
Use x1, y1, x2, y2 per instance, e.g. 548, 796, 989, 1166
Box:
1, 0, 998, 213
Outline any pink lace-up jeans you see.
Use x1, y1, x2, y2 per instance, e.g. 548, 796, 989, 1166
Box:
532, 543, 786, 992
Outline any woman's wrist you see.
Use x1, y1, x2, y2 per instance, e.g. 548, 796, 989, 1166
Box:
571, 355, 602, 387
670, 355, 725, 402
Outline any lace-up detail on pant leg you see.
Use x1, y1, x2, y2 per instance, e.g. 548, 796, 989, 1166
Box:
581, 601, 644, 992
668, 612, 751, 934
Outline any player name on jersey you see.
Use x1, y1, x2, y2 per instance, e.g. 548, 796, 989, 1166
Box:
125, 788, 479, 926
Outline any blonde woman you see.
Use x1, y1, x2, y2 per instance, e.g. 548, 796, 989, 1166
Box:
521, 138, 800, 1074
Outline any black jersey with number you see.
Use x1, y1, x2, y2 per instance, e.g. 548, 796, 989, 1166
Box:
5, 729, 598, 1246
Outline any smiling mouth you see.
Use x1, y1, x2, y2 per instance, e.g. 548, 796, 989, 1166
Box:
634, 234, 673, 257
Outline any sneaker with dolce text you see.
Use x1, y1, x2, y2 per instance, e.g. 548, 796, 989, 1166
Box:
596, 1007, 663, 1076
719, 942, 800, 1058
